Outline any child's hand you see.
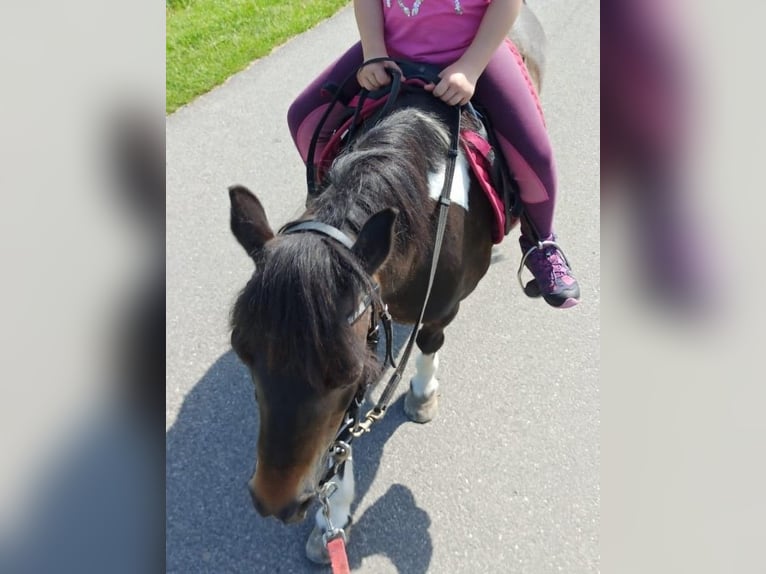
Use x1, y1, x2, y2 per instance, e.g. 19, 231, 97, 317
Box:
425, 62, 479, 106
357, 60, 404, 91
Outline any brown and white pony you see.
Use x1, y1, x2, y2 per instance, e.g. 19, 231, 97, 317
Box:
228, 5, 545, 562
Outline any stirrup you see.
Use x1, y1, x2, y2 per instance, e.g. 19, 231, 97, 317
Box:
516, 239, 572, 290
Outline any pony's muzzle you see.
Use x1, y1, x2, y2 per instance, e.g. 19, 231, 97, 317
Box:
248, 482, 269, 516
248, 477, 313, 523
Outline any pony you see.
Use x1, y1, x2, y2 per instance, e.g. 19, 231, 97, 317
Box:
228, 5, 546, 564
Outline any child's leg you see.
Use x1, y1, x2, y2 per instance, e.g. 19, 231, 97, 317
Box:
474, 40, 580, 308
474, 39, 556, 238
287, 43, 364, 162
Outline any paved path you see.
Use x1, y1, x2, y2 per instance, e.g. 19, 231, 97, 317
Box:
167, 1, 599, 572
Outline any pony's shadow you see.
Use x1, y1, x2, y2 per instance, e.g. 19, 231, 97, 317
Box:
167, 327, 433, 573
345, 483, 432, 573
344, 320, 434, 572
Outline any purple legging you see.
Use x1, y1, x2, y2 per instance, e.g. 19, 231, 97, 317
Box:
287, 40, 557, 238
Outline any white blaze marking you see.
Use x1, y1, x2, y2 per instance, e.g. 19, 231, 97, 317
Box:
427, 152, 470, 210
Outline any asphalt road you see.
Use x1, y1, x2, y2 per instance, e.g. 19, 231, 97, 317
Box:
167, 1, 599, 572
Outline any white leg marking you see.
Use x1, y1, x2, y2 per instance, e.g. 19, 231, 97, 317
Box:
410, 352, 439, 399
314, 457, 354, 531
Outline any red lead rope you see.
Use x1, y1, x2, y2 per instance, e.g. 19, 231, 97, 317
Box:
326, 537, 351, 574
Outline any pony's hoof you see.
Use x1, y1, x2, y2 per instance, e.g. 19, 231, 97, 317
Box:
305, 518, 352, 565
404, 387, 439, 423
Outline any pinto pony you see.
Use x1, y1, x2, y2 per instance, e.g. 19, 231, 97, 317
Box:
228, 6, 546, 564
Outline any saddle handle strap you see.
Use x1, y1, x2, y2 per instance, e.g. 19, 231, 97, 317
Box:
305, 57, 437, 198
360, 61, 403, 130
306, 58, 393, 197
305, 63, 360, 198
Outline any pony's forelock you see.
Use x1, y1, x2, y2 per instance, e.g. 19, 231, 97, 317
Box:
231, 234, 380, 390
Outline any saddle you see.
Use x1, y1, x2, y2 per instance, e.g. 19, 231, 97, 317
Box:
307, 60, 522, 244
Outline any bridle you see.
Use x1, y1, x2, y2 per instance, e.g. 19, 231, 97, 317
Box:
277, 219, 397, 370
276, 218, 396, 486
281, 104, 463, 483
279, 63, 464, 563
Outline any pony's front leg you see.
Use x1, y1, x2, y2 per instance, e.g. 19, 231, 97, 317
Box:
404, 351, 440, 423
404, 313, 457, 423
305, 457, 355, 564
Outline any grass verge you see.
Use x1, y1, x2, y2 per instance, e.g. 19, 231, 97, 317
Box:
167, 0, 350, 114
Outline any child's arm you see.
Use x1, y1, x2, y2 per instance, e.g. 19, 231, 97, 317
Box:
426, 0, 523, 105
354, 0, 402, 90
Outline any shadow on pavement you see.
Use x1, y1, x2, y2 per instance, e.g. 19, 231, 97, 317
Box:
0, 405, 160, 574
167, 339, 433, 573
347, 484, 433, 573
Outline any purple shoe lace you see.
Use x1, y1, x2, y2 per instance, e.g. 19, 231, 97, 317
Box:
517, 237, 577, 294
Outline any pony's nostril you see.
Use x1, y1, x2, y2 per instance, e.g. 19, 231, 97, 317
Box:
276, 496, 313, 523
248, 484, 270, 516
276, 500, 301, 522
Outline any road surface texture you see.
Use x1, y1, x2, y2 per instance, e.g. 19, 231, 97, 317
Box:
167, 1, 599, 572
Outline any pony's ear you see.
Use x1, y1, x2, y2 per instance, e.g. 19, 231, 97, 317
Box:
229, 185, 274, 256
352, 208, 398, 274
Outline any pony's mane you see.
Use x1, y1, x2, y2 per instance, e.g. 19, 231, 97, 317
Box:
232, 103, 453, 391
312, 105, 452, 247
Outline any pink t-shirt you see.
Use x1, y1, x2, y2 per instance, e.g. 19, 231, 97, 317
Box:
383, 0, 491, 66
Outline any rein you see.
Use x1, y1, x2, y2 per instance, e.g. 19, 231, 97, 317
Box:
352, 103, 462, 436
316, 93, 463, 484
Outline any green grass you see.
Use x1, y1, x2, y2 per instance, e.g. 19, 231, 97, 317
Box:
167, 0, 351, 114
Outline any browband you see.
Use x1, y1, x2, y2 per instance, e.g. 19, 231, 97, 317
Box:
278, 220, 355, 250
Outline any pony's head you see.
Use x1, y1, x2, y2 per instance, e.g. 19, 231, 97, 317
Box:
227, 185, 396, 522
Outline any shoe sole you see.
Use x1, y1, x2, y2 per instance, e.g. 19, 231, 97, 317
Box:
545, 296, 579, 309
524, 280, 580, 309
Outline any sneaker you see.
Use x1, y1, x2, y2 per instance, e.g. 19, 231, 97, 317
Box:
518, 234, 581, 308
